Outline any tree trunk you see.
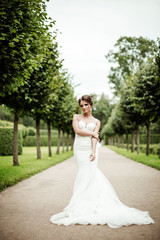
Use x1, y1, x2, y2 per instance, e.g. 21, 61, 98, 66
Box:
56, 128, 61, 154
36, 116, 41, 159
13, 112, 19, 166
131, 130, 135, 152
47, 121, 52, 157
62, 130, 65, 153
66, 132, 69, 151
136, 125, 140, 154
126, 133, 129, 151
114, 135, 116, 146
117, 135, 120, 148
111, 136, 113, 146
146, 122, 150, 155
71, 134, 74, 150
121, 135, 124, 148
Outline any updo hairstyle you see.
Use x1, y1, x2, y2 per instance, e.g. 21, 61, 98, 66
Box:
78, 95, 93, 106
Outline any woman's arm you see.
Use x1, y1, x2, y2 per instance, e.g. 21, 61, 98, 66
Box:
72, 114, 99, 139
90, 120, 101, 161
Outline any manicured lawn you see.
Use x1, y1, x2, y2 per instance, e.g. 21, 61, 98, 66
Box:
0, 146, 73, 192
106, 145, 160, 170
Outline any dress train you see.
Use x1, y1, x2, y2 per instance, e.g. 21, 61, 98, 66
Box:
50, 121, 154, 228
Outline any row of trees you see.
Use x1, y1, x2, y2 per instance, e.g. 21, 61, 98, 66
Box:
102, 36, 160, 155
0, 0, 78, 165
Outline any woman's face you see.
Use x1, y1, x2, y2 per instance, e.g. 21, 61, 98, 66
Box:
79, 100, 92, 114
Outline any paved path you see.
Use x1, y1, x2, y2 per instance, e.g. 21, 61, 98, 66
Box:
0, 147, 159, 240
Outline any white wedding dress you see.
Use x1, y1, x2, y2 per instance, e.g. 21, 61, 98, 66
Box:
50, 120, 154, 228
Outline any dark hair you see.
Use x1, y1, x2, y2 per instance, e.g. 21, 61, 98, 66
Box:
78, 95, 93, 106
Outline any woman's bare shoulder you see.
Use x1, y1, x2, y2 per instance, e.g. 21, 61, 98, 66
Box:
93, 117, 101, 125
73, 114, 82, 120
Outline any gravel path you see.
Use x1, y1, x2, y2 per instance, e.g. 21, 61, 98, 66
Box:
0, 146, 159, 240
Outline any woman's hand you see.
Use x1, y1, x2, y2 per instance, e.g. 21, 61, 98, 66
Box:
92, 131, 100, 141
90, 153, 96, 161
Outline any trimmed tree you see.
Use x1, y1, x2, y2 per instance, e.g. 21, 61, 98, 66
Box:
0, 0, 57, 165
133, 58, 160, 155
105, 36, 157, 95
120, 80, 145, 153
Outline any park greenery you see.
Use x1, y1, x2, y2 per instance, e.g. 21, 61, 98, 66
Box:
0, 146, 73, 192
107, 146, 160, 171
0, 0, 160, 188
102, 37, 160, 156
0, 0, 77, 166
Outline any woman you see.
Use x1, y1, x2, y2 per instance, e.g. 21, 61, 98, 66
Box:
50, 95, 154, 228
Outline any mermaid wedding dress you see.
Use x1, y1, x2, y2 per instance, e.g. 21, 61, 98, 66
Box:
50, 120, 154, 228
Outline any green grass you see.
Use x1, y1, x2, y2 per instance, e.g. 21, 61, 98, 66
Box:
0, 146, 73, 192
106, 145, 160, 171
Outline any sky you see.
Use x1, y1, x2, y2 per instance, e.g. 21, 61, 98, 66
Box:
46, 0, 160, 99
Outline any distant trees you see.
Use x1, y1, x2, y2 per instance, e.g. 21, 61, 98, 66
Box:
132, 58, 160, 154
105, 36, 157, 95
92, 93, 114, 131
44, 70, 78, 156
103, 36, 160, 155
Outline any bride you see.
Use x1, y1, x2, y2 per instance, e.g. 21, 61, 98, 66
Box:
50, 95, 154, 228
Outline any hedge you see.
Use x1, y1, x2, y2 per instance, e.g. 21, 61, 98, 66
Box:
0, 127, 22, 155
28, 127, 36, 136
111, 143, 160, 155
123, 134, 160, 144
105, 134, 160, 145
141, 134, 160, 144
40, 129, 57, 136
0, 120, 36, 137
23, 135, 72, 146
0, 120, 13, 127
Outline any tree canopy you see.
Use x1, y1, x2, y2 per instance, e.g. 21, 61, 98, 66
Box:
105, 36, 157, 95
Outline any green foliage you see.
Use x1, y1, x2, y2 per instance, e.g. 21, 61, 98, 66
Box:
0, 120, 13, 127
40, 129, 57, 136
101, 113, 115, 137
106, 36, 157, 95
118, 77, 144, 136
28, 127, 36, 136
140, 134, 160, 145
21, 116, 35, 128
0, 128, 22, 155
150, 119, 160, 134
23, 135, 57, 146
19, 124, 28, 138
0, 146, 73, 192
101, 104, 126, 137
104, 46, 160, 156
0, 0, 55, 97
92, 93, 114, 130
44, 70, 78, 133
107, 146, 160, 170
0, 119, 36, 137
0, 108, 35, 128
122, 134, 160, 145
156, 38, 160, 73
0, 0, 64, 163
0, 105, 14, 121
133, 58, 160, 124
23, 133, 72, 146
111, 105, 126, 135
0, 0, 62, 121
139, 144, 160, 155
114, 143, 160, 155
